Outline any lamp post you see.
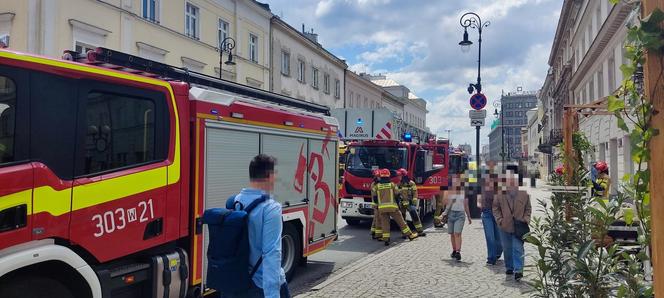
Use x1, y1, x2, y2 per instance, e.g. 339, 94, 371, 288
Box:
494, 100, 506, 170
459, 12, 489, 174
219, 37, 236, 80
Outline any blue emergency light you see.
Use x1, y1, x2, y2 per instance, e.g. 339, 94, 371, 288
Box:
403, 132, 412, 142
356, 118, 364, 125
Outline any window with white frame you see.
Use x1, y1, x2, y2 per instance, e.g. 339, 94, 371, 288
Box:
281, 51, 290, 76
597, 68, 604, 98
335, 79, 340, 99
75, 41, 96, 54
249, 34, 258, 63
608, 56, 616, 92
311, 67, 319, 89
349, 91, 354, 107
185, 3, 199, 39
297, 59, 305, 83
218, 19, 229, 48
323, 73, 330, 94
142, 0, 160, 22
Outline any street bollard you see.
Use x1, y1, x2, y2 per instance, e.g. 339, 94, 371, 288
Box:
530, 176, 536, 188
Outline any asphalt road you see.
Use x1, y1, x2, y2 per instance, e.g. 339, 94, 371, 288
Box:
288, 213, 434, 295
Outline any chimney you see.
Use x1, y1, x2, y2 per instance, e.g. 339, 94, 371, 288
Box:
301, 23, 319, 44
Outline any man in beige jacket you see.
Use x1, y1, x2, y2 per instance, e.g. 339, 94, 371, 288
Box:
493, 172, 531, 281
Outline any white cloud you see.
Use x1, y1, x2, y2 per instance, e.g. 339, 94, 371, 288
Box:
268, 0, 562, 147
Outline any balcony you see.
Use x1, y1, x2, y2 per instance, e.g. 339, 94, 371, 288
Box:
537, 129, 563, 154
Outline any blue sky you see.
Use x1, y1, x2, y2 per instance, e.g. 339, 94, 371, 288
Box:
268, 0, 562, 150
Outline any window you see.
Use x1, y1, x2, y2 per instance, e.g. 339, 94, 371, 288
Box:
185, 3, 199, 39
608, 56, 616, 92
281, 51, 290, 76
323, 73, 330, 94
597, 69, 604, 98
142, 0, 159, 22
311, 67, 319, 89
218, 19, 229, 48
349, 91, 354, 107
589, 78, 595, 101
75, 42, 96, 54
0, 76, 16, 164
297, 59, 305, 83
364, 97, 368, 108
82, 92, 157, 175
249, 34, 258, 63
335, 79, 340, 99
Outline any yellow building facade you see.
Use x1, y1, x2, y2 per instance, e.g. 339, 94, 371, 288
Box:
0, 0, 271, 89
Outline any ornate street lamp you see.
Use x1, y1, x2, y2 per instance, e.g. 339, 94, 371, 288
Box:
219, 37, 236, 79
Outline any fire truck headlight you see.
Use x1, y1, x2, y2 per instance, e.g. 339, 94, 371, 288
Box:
341, 202, 353, 208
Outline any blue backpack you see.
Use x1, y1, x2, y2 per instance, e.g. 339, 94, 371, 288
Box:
203, 194, 268, 294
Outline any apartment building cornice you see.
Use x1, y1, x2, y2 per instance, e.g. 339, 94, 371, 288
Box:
271, 17, 348, 70
549, 0, 577, 65
569, 1, 635, 90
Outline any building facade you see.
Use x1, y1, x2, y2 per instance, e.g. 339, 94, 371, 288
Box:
543, 0, 636, 191
489, 90, 538, 162
0, 0, 272, 89
270, 18, 346, 108
344, 70, 382, 109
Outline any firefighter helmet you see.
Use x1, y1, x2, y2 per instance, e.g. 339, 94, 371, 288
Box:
594, 161, 608, 173
378, 169, 391, 178
396, 168, 408, 176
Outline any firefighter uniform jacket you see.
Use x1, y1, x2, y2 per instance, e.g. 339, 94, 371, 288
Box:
397, 180, 418, 207
371, 182, 378, 205
376, 182, 399, 212
594, 177, 610, 199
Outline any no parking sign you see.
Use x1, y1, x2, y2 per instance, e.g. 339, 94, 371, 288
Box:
469, 93, 487, 110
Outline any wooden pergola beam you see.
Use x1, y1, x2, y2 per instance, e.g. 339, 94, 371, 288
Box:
643, 0, 664, 296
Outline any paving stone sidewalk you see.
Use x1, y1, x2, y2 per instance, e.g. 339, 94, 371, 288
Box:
296, 181, 552, 298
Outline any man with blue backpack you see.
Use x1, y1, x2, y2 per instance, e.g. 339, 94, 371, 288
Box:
204, 154, 290, 298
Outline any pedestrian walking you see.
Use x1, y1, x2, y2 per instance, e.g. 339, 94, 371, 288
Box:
396, 168, 426, 237
440, 174, 471, 261
493, 172, 532, 281
478, 171, 502, 265
375, 168, 418, 246
226, 154, 290, 297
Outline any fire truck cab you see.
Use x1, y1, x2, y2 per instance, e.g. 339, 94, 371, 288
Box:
0, 48, 338, 297
339, 139, 448, 225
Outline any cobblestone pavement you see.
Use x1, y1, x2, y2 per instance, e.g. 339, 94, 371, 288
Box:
296, 180, 552, 298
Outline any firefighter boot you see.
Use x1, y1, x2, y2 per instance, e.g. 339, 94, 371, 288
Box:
382, 232, 391, 246
408, 232, 418, 241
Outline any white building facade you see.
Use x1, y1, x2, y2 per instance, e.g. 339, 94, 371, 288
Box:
544, 0, 637, 192
344, 70, 382, 109
270, 18, 346, 108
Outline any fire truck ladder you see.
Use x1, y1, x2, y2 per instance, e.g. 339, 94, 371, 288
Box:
63, 47, 331, 115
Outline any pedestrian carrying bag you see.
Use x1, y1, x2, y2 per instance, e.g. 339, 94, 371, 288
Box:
506, 196, 530, 240
202, 194, 268, 294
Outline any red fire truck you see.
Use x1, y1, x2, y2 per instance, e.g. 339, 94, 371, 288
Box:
338, 139, 448, 225
0, 48, 339, 297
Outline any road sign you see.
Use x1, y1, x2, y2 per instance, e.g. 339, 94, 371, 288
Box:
469, 93, 487, 110
470, 119, 485, 126
469, 109, 487, 119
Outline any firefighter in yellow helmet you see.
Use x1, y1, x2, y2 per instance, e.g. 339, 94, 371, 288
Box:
370, 169, 383, 240
376, 169, 418, 245
396, 168, 426, 236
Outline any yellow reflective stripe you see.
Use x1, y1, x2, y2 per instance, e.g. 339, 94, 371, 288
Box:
0, 190, 32, 213
33, 186, 70, 216
0, 51, 181, 187
72, 168, 167, 211
378, 204, 397, 209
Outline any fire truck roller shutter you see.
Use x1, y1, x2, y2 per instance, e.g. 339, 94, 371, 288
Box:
307, 139, 337, 243
260, 134, 308, 280
203, 127, 259, 285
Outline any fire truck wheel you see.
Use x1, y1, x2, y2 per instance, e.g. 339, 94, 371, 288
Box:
345, 219, 362, 226
0, 275, 75, 298
282, 223, 301, 281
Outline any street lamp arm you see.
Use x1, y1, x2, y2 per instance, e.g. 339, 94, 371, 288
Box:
220, 37, 236, 53
459, 12, 490, 33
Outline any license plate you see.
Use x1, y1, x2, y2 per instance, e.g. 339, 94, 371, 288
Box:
361, 203, 373, 209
